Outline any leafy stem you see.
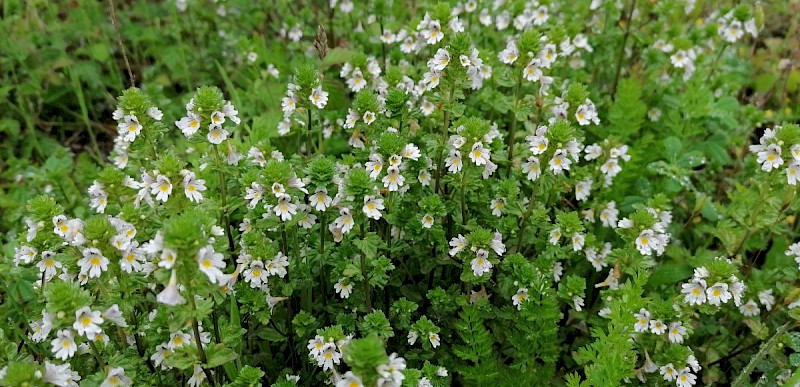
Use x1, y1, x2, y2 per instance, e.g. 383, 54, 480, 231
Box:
189, 296, 217, 386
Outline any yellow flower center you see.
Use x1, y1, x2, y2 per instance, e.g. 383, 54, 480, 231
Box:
81, 316, 92, 326
90, 257, 101, 266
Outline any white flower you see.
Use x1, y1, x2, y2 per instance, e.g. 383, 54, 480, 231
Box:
362, 195, 385, 220
721, 20, 744, 42
490, 197, 506, 217
147, 106, 163, 121
244, 261, 268, 288
181, 170, 206, 203
499, 41, 519, 64
600, 202, 619, 228
687, 355, 701, 372
377, 353, 406, 385
740, 299, 760, 317
51, 329, 78, 361
402, 143, 421, 161
207, 126, 229, 144
682, 279, 707, 305
159, 248, 177, 269
634, 229, 663, 256
521, 156, 541, 181
429, 48, 451, 71
528, 134, 549, 155
675, 368, 697, 387
660, 363, 677, 382
197, 245, 226, 284
101, 367, 131, 387
553, 262, 563, 282
549, 227, 562, 245
512, 288, 529, 310
449, 234, 468, 256
469, 142, 490, 165
787, 162, 800, 185
706, 282, 732, 306
310, 86, 329, 109
318, 343, 342, 371
307, 335, 325, 358
428, 332, 441, 348
490, 232, 506, 256
571, 232, 585, 251
14, 245, 37, 265
151, 174, 173, 202
421, 214, 435, 228
334, 208, 355, 234
670, 50, 692, 68
445, 150, 463, 173
102, 305, 127, 328
407, 330, 418, 345
633, 308, 651, 332
470, 249, 493, 276
548, 149, 572, 174
334, 278, 353, 299
43, 361, 77, 387
383, 166, 405, 191
119, 115, 142, 142
78, 248, 109, 279
336, 371, 363, 387
665, 322, 685, 344
245, 182, 265, 208
176, 113, 202, 137
523, 59, 543, 82
168, 331, 191, 349
274, 194, 298, 221
73, 307, 103, 339
363, 111, 377, 124
759, 289, 775, 311
266, 252, 289, 278
157, 270, 185, 306
649, 319, 667, 335
574, 179, 593, 201
756, 144, 784, 172
187, 365, 206, 387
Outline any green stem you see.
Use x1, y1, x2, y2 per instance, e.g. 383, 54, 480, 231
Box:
87, 340, 106, 368
189, 297, 217, 387
212, 145, 235, 255
307, 108, 313, 156
505, 67, 524, 176
731, 322, 794, 387
610, 0, 637, 97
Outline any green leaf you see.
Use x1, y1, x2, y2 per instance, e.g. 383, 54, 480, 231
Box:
322, 48, 359, 68
206, 344, 239, 368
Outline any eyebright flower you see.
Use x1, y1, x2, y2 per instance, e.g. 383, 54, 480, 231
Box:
181, 170, 206, 203
101, 367, 132, 387
310, 86, 329, 109
334, 278, 353, 299
157, 270, 185, 306
78, 248, 109, 279
197, 245, 226, 284
274, 194, 298, 221
681, 279, 707, 305
151, 174, 173, 202
470, 249, 493, 276
633, 308, 651, 332
73, 307, 103, 339
512, 288, 529, 310
449, 234, 469, 256
51, 329, 78, 361
706, 282, 732, 306
362, 195, 385, 220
